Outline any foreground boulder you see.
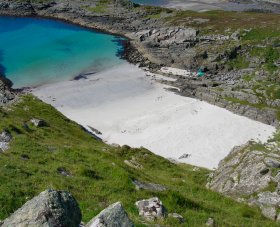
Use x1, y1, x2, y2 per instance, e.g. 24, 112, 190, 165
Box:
135, 197, 167, 221
86, 202, 133, 227
208, 141, 280, 221
1, 189, 82, 227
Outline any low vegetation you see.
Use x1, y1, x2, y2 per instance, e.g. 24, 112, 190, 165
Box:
0, 95, 278, 226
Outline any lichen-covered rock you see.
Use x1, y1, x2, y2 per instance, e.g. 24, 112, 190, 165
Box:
208, 141, 280, 221
168, 213, 185, 223
1, 189, 82, 227
260, 206, 277, 220
0, 131, 12, 152
135, 197, 167, 221
86, 202, 133, 227
132, 179, 166, 192
207, 142, 275, 196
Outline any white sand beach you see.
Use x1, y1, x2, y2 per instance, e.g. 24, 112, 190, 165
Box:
32, 62, 275, 169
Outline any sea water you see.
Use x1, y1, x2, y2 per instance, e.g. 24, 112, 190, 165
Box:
0, 16, 125, 88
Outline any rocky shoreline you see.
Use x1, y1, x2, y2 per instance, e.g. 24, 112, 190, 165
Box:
0, 0, 279, 126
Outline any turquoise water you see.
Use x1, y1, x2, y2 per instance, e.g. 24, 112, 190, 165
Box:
0, 16, 125, 88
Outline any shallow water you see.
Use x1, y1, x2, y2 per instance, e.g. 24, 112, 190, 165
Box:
0, 16, 125, 88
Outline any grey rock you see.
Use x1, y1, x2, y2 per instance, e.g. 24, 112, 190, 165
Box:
264, 158, 280, 168
261, 206, 277, 220
86, 202, 134, 227
124, 157, 143, 169
168, 213, 185, 223
30, 118, 47, 127
208, 142, 274, 196
205, 217, 215, 226
132, 179, 167, 192
1, 189, 81, 227
135, 197, 167, 221
0, 76, 15, 106
257, 192, 280, 207
0, 131, 12, 152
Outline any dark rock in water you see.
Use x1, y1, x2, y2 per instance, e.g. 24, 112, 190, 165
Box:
135, 197, 167, 221
86, 202, 134, 227
132, 179, 167, 192
0, 76, 13, 89
1, 189, 82, 227
0, 131, 12, 152
73, 75, 87, 81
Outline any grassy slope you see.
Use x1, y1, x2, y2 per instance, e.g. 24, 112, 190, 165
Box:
0, 95, 278, 226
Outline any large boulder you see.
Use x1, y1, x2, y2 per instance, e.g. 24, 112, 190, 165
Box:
208, 141, 280, 221
207, 142, 276, 196
135, 197, 167, 221
86, 202, 133, 227
1, 189, 82, 227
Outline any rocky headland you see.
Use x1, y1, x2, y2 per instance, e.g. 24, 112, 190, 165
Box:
0, 0, 279, 126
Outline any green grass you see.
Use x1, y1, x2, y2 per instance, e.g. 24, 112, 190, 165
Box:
0, 95, 278, 226
83, 0, 111, 13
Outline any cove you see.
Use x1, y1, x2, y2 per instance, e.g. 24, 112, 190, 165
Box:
0, 16, 125, 88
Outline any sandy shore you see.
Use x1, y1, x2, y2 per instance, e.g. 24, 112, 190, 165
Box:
32, 62, 275, 169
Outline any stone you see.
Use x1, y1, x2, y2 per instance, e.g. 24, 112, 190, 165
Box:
168, 213, 185, 223
86, 202, 133, 227
257, 192, 280, 207
30, 118, 47, 127
124, 158, 143, 169
132, 179, 166, 192
135, 197, 167, 221
205, 217, 215, 226
1, 189, 81, 227
208, 143, 274, 196
0, 75, 15, 106
0, 131, 12, 152
261, 206, 277, 220
264, 158, 280, 168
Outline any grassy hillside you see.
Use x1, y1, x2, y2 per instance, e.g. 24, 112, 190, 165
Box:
0, 94, 278, 226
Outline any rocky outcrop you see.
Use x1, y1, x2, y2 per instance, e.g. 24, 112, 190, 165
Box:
0, 76, 16, 106
1, 189, 82, 227
86, 202, 134, 227
208, 141, 280, 221
0, 131, 12, 152
135, 197, 167, 221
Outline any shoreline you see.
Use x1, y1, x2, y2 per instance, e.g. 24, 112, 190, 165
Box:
0, 1, 279, 127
